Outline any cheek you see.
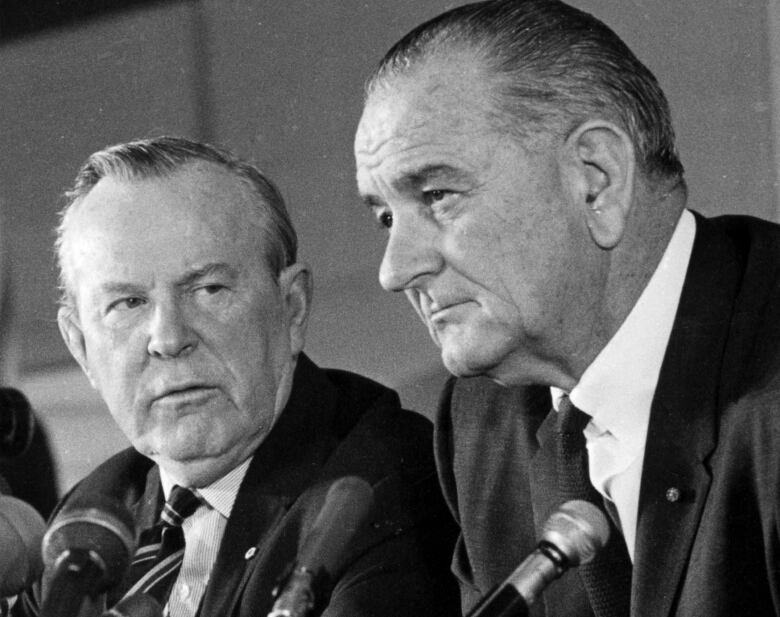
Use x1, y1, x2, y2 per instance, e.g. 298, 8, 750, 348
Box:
218, 318, 290, 402
80, 331, 151, 440
444, 214, 510, 277
85, 338, 140, 401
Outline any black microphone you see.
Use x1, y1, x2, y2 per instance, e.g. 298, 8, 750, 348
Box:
0, 387, 35, 459
268, 476, 375, 617
466, 500, 611, 617
40, 494, 136, 617
101, 594, 162, 617
0, 495, 46, 596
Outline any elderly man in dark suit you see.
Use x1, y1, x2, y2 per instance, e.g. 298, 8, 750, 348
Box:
12, 136, 458, 616
354, 1, 780, 616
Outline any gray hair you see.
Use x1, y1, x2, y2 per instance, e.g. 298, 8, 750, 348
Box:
367, 0, 684, 184
56, 136, 297, 308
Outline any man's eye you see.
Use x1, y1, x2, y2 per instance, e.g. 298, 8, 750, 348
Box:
423, 189, 450, 205
109, 297, 145, 312
195, 284, 228, 299
376, 210, 393, 229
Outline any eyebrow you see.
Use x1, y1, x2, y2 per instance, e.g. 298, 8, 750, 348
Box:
405, 164, 473, 186
96, 281, 145, 298
95, 263, 239, 297
175, 263, 239, 287
360, 164, 474, 209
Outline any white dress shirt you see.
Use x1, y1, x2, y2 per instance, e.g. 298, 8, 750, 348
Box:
159, 457, 251, 617
551, 209, 695, 561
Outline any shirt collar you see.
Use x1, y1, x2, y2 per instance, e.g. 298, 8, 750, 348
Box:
159, 456, 252, 519
552, 209, 696, 449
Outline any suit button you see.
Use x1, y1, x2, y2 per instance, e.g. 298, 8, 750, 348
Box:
665, 487, 681, 502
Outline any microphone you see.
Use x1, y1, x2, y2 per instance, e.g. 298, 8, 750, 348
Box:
40, 494, 136, 617
0, 495, 46, 596
466, 500, 611, 617
0, 387, 35, 459
268, 476, 375, 617
101, 594, 162, 617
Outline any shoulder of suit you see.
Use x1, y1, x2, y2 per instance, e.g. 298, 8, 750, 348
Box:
56, 447, 154, 517
297, 355, 435, 467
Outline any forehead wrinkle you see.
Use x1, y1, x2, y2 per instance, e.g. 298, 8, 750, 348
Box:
358, 141, 483, 208
358, 100, 499, 169
92, 281, 146, 303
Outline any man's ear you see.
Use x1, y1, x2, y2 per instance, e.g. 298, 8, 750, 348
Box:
561, 120, 636, 249
278, 262, 313, 356
57, 306, 97, 389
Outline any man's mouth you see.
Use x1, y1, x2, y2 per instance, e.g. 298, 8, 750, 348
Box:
153, 384, 219, 407
428, 300, 471, 322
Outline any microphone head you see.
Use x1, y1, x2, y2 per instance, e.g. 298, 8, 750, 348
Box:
542, 500, 610, 566
298, 476, 375, 576
0, 495, 46, 595
103, 593, 163, 617
43, 493, 136, 590
0, 387, 35, 459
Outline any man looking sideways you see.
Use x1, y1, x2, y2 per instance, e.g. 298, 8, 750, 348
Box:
12, 136, 458, 616
355, 1, 780, 615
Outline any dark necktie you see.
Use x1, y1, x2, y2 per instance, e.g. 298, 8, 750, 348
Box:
122, 485, 201, 605
556, 397, 632, 617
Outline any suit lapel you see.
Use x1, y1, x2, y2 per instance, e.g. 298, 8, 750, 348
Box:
197, 477, 288, 617
198, 354, 342, 617
632, 215, 739, 617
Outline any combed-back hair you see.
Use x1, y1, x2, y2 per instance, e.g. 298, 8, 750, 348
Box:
56, 136, 297, 308
367, 0, 684, 183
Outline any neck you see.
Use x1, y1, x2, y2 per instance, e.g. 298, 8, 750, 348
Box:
573, 183, 686, 380
485, 182, 686, 392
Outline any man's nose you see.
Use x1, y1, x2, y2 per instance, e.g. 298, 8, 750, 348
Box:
378, 215, 442, 292
146, 301, 197, 359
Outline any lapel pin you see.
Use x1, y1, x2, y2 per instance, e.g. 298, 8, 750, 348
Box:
665, 487, 681, 503
245, 547, 257, 560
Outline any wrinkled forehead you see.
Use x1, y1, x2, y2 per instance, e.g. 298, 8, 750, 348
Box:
63, 163, 230, 230
59, 164, 271, 292
356, 52, 498, 159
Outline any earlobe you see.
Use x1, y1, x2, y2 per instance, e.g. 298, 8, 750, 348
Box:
565, 120, 636, 249
278, 263, 313, 355
57, 307, 97, 388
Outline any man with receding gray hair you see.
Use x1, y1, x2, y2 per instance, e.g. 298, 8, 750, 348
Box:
355, 1, 780, 616
11, 136, 459, 617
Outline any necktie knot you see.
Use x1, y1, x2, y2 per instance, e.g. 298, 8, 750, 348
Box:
556, 395, 592, 435
161, 485, 200, 528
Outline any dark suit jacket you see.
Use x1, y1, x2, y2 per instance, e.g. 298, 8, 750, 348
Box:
17, 354, 459, 616
435, 213, 780, 617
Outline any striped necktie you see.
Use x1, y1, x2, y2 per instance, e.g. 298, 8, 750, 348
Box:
122, 485, 201, 605
556, 396, 632, 617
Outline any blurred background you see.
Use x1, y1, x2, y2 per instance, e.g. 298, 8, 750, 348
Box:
0, 0, 778, 501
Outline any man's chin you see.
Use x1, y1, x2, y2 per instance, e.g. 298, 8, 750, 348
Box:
440, 344, 502, 379
140, 441, 204, 465
135, 428, 219, 465
144, 445, 235, 487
